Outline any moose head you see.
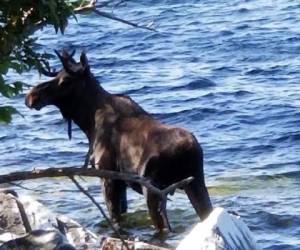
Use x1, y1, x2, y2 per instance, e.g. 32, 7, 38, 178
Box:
25, 50, 103, 139
25, 50, 91, 111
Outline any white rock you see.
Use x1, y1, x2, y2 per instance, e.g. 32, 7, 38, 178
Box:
176, 207, 261, 250
0, 192, 98, 249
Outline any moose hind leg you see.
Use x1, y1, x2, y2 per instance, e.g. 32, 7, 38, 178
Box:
184, 178, 213, 221
143, 187, 171, 232
102, 179, 127, 224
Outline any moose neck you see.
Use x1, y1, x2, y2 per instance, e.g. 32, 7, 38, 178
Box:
58, 74, 110, 141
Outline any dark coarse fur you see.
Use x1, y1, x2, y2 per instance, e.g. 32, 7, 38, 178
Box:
25, 50, 213, 232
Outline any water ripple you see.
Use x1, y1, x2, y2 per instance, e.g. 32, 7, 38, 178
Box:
1, 0, 300, 248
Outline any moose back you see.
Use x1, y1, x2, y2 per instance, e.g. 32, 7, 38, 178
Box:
25, 50, 213, 232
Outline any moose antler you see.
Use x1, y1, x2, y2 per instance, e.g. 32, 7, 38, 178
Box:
54, 49, 78, 75
37, 49, 76, 78
61, 49, 76, 60
39, 66, 59, 77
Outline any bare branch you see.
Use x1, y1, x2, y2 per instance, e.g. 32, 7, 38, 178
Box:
0, 166, 193, 199
3, 190, 32, 233
73, 0, 157, 32
69, 176, 130, 250
7, 181, 35, 191
74, 0, 97, 13
162, 177, 194, 196
92, 9, 157, 32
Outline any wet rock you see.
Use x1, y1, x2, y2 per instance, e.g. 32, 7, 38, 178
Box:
0, 192, 26, 236
0, 191, 98, 249
0, 230, 75, 250
0, 191, 169, 250
176, 207, 261, 250
100, 237, 170, 250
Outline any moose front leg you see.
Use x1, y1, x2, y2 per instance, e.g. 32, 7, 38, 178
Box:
102, 179, 128, 226
83, 145, 95, 168
83, 149, 90, 168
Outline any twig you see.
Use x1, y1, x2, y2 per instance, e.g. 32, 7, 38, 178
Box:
14, 197, 33, 233
161, 177, 194, 196
74, 0, 97, 12
92, 9, 157, 31
112, 0, 127, 9
95, 1, 112, 9
69, 176, 130, 250
3, 190, 32, 233
7, 181, 36, 191
73, 0, 157, 32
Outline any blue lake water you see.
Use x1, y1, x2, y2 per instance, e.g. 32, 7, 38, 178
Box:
1, 0, 300, 249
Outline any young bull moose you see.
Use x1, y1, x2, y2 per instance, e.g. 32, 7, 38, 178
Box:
25, 50, 213, 232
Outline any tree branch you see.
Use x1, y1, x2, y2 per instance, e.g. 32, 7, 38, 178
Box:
31, 0, 157, 35
92, 9, 157, 31
74, 0, 157, 32
0, 166, 193, 199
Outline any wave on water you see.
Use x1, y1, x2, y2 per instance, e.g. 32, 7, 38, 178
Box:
1, 0, 300, 249
171, 78, 217, 90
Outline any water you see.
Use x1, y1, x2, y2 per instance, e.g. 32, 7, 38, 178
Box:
1, 0, 300, 249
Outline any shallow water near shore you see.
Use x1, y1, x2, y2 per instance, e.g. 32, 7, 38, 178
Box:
1, 0, 300, 249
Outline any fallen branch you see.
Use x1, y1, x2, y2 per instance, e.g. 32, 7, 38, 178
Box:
0, 166, 193, 199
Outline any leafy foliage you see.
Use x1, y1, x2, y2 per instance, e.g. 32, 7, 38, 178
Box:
0, 106, 21, 123
0, 0, 87, 123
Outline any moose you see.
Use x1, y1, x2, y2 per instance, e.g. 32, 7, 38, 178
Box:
25, 50, 213, 232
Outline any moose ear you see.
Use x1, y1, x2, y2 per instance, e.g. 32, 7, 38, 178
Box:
80, 51, 90, 73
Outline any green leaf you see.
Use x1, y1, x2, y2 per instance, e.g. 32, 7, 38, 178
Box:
0, 77, 23, 98
0, 106, 19, 123
12, 81, 24, 93
0, 61, 10, 75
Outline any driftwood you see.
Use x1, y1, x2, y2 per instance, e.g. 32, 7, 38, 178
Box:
0, 166, 193, 199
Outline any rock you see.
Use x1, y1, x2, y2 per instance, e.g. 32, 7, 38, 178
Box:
0, 191, 98, 249
0, 191, 170, 250
100, 237, 170, 250
2, 191, 259, 250
0, 230, 76, 250
0, 192, 26, 236
176, 207, 261, 250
